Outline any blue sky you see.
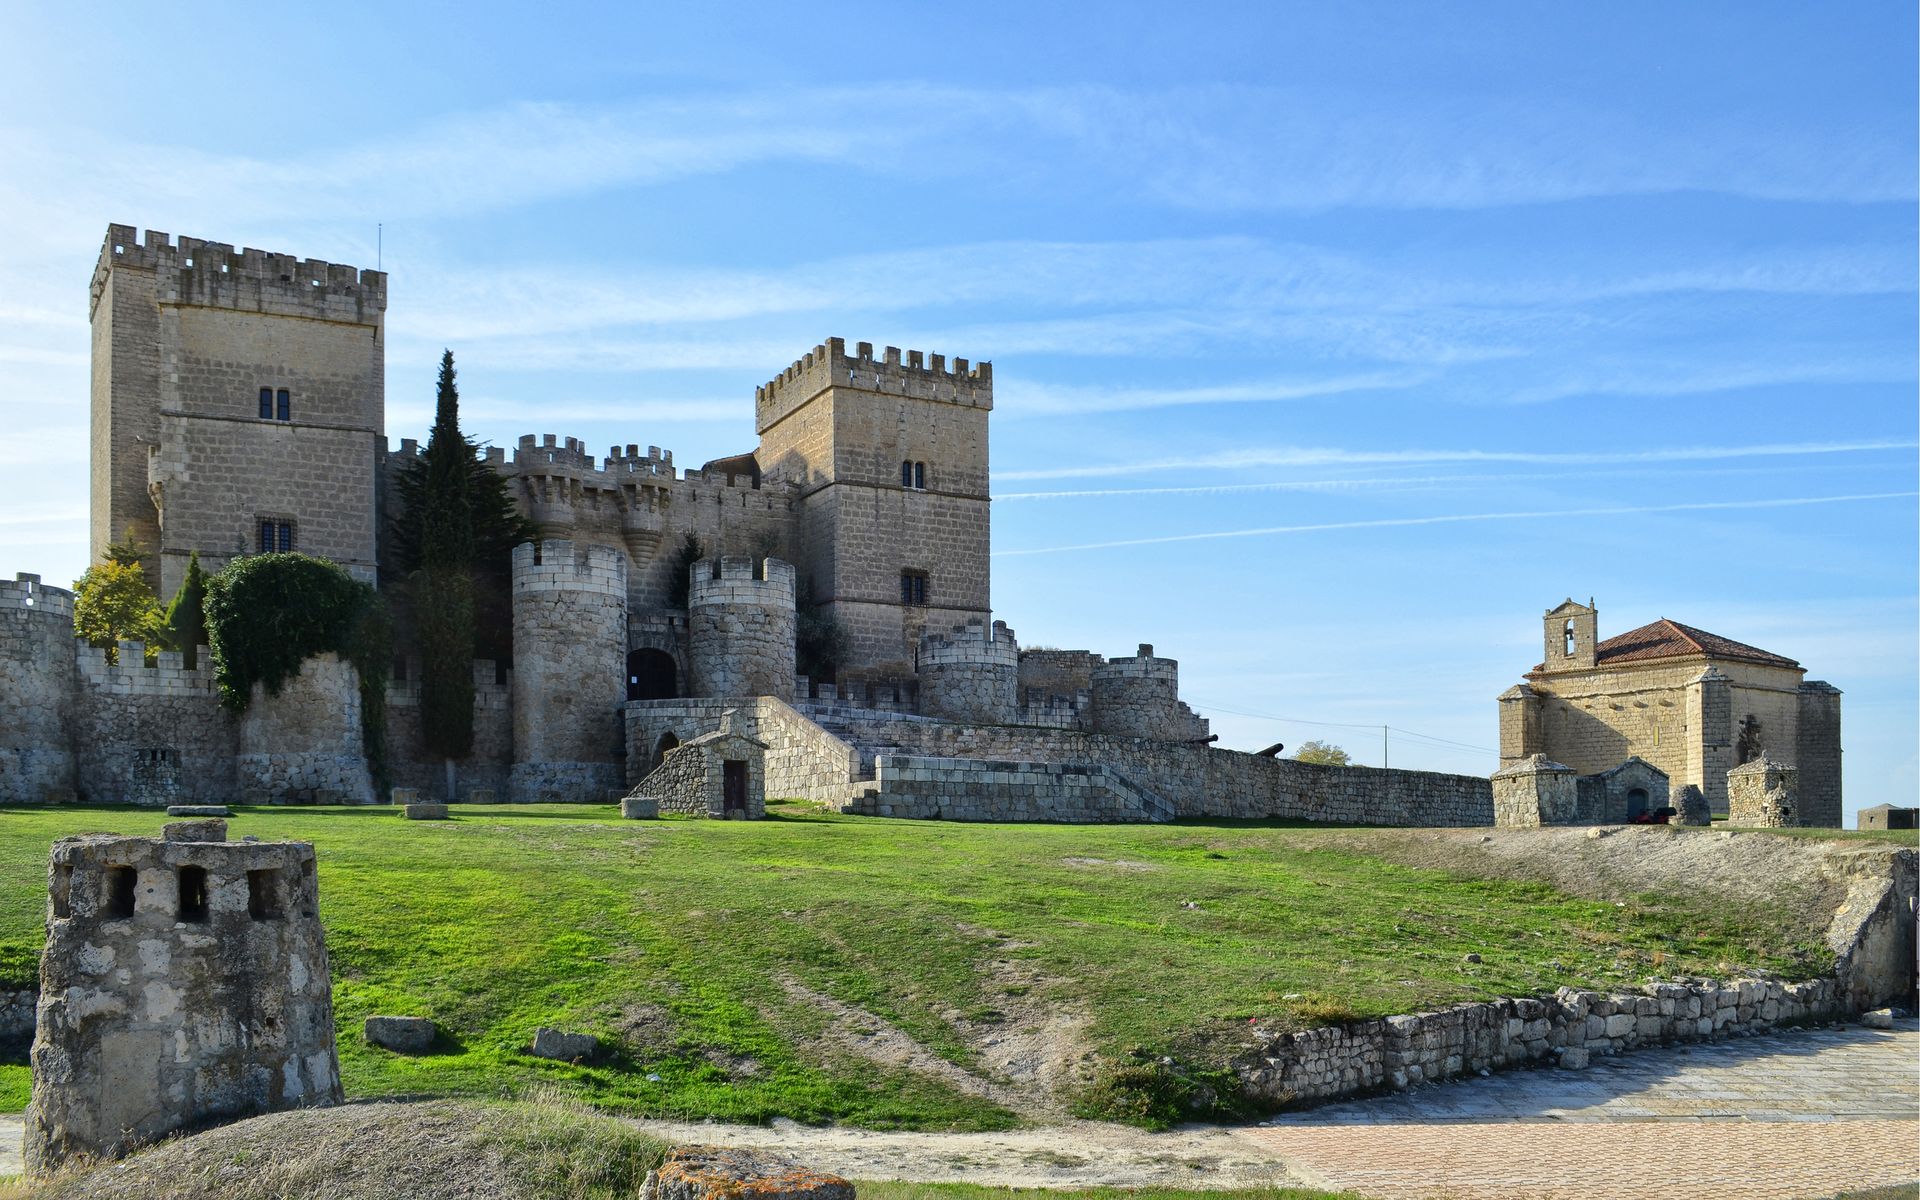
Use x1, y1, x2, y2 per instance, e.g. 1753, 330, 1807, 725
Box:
2, 3, 1914, 811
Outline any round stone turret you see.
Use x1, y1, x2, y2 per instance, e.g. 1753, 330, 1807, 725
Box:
236, 653, 375, 804
509, 539, 629, 802
688, 557, 796, 699
1089, 644, 1184, 740
0, 573, 78, 804
918, 617, 1018, 725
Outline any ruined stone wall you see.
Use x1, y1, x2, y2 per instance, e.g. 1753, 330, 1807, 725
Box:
384, 659, 514, 799
1728, 755, 1799, 827
1795, 682, 1843, 829
26, 824, 341, 1171
917, 618, 1019, 725
688, 557, 796, 698
1235, 976, 1842, 1109
510, 540, 628, 802
847, 755, 1173, 823
236, 654, 374, 804
74, 643, 234, 806
0, 574, 78, 804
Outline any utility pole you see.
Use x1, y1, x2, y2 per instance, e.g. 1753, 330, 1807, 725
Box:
1383, 725, 1389, 770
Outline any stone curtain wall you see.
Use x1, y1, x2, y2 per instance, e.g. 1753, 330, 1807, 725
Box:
510, 540, 628, 803
76, 643, 234, 806
846, 755, 1174, 823
0, 574, 79, 804
1236, 977, 1844, 1108
385, 659, 514, 800
688, 557, 796, 699
26, 824, 342, 1171
1089, 648, 1211, 742
235, 654, 374, 805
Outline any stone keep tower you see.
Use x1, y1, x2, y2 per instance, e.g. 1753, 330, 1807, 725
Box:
918, 617, 1019, 725
91, 226, 386, 596
688, 557, 796, 699
26, 820, 341, 1173
510, 540, 629, 802
0, 574, 78, 804
753, 338, 992, 679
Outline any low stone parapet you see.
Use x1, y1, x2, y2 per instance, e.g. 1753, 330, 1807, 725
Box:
1234, 975, 1840, 1108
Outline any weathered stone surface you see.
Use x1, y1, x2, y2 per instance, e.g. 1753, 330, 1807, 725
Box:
163, 818, 227, 842
364, 1015, 436, 1053
633, 710, 767, 819
640, 1145, 854, 1200
1672, 784, 1711, 827
510, 540, 628, 804
529, 1027, 598, 1061
688, 557, 796, 700
1491, 755, 1578, 827
402, 803, 449, 821
1729, 754, 1800, 827
620, 793, 659, 819
25, 830, 340, 1173
166, 805, 232, 817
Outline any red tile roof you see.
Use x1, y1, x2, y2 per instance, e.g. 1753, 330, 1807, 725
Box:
1532, 618, 1801, 673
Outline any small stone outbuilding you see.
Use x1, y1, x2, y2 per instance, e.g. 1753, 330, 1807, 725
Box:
25, 820, 341, 1173
630, 710, 767, 819
1575, 757, 1670, 824
1490, 755, 1577, 827
1857, 804, 1917, 831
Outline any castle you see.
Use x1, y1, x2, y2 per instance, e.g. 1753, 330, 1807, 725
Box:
0, 225, 1837, 826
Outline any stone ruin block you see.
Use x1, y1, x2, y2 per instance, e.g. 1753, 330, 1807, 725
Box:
1672, 784, 1711, 827
403, 802, 450, 821
25, 823, 341, 1173
364, 1015, 436, 1053
1728, 753, 1799, 827
1489, 754, 1577, 827
641, 1145, 854, 1200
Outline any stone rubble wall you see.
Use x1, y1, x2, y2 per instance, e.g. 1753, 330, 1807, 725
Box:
235, 654, 374, 805
626, 697, 863, 804
634, 747, 706, 813
385, 659, 514, 800
74, 642, 234, 806
845, 754, 1173, 823
1235, 977, 1844, 1108
1, 987, 33, 1045
917, 618, 1019, 726
1089, 650, 1209, 742
26, 828, 342, 1171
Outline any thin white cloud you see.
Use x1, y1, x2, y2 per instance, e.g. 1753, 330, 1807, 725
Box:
995, 492, 1919, 556
993, 463, 1861, 502
997, 439, 1919, 482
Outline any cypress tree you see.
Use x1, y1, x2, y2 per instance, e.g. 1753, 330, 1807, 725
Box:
163, 551, 209, 670
414, 351, 479, 775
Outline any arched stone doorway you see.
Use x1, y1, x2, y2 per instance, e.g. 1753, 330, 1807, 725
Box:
627, 649, 678, 701
649, 731, 680, 773
1626, 787, 1650, 820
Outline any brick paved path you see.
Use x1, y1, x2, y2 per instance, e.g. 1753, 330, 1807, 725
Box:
1243, 1020, 1920, 1199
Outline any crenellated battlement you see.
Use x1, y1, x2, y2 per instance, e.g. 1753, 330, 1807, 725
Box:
75, 640, 218, 696
93, 225, 386, 323
919, 617, 1020, 669
1093, 644, 1179, 684
756, 336, 993, 434
689, 556, 797, 608
511, 539, 627, 598
0, 573, 75, 619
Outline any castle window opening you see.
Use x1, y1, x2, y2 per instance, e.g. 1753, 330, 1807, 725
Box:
257, 519, 295, 553
1626, 787, 1650, 820
258, 387, 273, 419
494, 660, 509, 686
900, 570, 928, 606
277, 389, 290, 421
177, 865, 209, 923
914, 461, 926, 490
106, 866, 137, 919
247, 869, 282, 920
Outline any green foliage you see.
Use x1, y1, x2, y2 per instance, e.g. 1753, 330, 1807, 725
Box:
666, 533, 706, 609
1074, 1057, 1252, 1129
796, 576, 852, 683
0, 940, 35, 990
1293, 739, 1352, 766
391, 350, 536, 664
72, 559, 165, 664
163, 551, 210, 670
415, 569, 476, 760
101, 526, 152, 568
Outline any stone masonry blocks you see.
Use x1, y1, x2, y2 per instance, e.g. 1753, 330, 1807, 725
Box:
25, 823, 341, 1172
688, 556, 796, 699
510, 540, 629, 803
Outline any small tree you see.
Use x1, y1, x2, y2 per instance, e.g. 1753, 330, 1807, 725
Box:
794, 575, 850, 683
73, 559, 165, 664
163, 551, 210, 669
1293, 740, 1352, 766
102, 526, 152, 568
667, 532, 707, 609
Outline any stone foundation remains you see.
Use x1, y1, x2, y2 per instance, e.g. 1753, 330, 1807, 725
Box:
25, 820, 341, 1172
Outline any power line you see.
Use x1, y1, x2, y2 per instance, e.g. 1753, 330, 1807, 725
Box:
1188, 697, 1497, 756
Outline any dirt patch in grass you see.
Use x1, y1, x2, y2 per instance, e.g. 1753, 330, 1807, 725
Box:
0, 1096, 667, 1200
1060, 857, 1162, 873
1310, 825, 1887, 939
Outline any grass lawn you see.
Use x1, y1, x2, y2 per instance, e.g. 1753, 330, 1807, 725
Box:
0, 803, 1833, 1129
